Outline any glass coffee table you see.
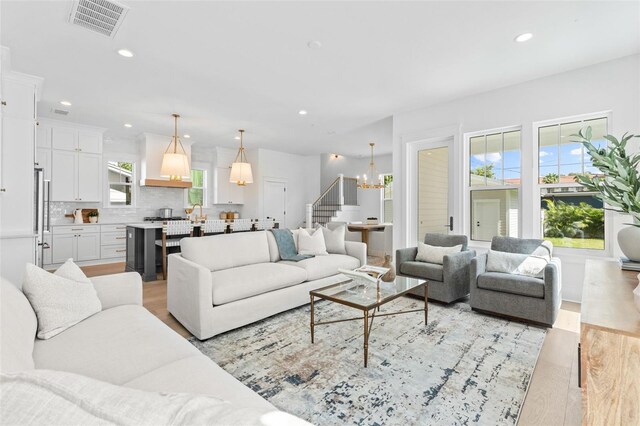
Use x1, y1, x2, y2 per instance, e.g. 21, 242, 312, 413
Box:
310, 275, 427, 367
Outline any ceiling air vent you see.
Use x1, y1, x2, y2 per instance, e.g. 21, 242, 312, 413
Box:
68, 0, 129, 38
52, 108, 70, 116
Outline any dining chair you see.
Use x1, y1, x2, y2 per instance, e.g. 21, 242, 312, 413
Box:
155, 220, 193, 280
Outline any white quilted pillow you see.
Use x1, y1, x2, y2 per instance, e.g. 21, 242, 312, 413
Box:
298, 228, 328, 256
416, 242, 462, 265
22, 260, 101, 340
486, 241, 553, 278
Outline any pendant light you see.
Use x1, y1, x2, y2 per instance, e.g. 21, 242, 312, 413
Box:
229, 129, 253, 186
357, 142, 384, 189
160, 113, 190, 181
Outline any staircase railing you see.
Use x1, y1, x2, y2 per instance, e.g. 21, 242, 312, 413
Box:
306, 174, 358, 227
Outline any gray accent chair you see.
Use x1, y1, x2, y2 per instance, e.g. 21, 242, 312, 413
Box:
396, 233, 476, 303
470, 236, 562, 327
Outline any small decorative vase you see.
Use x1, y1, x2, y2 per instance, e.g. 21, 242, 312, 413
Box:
89, 216, 98, 223
617, 224, 640, 262
381, 255, 396, 282
634, 274, 640, 313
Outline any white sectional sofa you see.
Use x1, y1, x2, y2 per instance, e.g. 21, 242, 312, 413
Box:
168, 230, 367, 340
0, 272, 299, 422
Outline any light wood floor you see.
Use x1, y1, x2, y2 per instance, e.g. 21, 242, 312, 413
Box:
82, 262, 581, 425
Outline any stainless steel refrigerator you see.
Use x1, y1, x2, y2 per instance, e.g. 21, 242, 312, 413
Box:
34, 168, 50, 267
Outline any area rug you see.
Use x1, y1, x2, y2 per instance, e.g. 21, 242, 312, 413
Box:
190, 297, 546, 425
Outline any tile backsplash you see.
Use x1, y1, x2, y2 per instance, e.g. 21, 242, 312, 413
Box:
50, 186, 240, 225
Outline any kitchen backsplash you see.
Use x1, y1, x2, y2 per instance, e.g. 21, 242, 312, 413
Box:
50, 186, 241, 225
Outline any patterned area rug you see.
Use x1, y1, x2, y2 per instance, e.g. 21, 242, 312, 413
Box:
191, 297, 546, 425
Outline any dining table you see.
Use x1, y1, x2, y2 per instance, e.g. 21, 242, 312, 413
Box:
347, 223, 387, 246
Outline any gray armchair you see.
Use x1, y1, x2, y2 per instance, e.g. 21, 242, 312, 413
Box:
470, 236, 561, 327
396, 233, 475, 303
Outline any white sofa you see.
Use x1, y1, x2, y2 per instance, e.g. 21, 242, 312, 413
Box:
168, 230, 367, 340
0, 272, 293, 421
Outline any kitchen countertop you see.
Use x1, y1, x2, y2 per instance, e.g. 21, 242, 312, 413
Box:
51, 221, 129, 226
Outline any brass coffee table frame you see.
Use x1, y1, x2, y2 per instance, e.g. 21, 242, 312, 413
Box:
310, 279, 428, 367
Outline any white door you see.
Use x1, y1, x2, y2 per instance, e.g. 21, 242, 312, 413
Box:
76, 233, 100, 261
52, 127, 77, 151
51, 150, 76, 201
0, 116, 35, 235
410, 138, 454, 243
263, 180, 287, 228
77, 153, 101, 202
78, 131, 102, 154
52, 234, 75, 263
472, 199, 501, 242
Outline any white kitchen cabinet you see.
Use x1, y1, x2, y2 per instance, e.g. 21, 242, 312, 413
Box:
52, 228, 100, 263
78, 131, 101, 154
213, 167, 244, 205
51, 150, 101, 202
51, 149, 76, 201
76, 233, 101, 261
52, 127, 102, 154
36, 147, 51, 180
77, 153, 101, 201
51, 234, 75, 264
42, 233, 52, 265
1, 77, 35, 120
52, 127, 76, 151
36, 123, 51, 148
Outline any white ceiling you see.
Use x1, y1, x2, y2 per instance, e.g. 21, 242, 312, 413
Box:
1, 1, 638, 156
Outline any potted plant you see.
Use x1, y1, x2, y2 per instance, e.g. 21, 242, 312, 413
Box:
573, 128, 640, 261
88, 210, 99, 224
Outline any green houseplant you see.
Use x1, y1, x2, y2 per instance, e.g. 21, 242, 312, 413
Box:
87, 210, 99, 224
573, 128, 640, 261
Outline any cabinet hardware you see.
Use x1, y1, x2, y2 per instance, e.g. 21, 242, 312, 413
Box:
116, 249, 126, 253
116, 237, 126, 240
1, 101, 6, 106
71, 228, 83, 231
0, 188, 6, 192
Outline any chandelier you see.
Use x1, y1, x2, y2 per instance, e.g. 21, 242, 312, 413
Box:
229, 129, 254, 186
357, 143, 384, 189
160, 113, 190, 181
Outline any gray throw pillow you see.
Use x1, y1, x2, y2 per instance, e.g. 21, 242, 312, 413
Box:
22, 260, 101, 339
320, 225, 347, 254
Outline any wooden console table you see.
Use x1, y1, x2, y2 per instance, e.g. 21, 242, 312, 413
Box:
581, 259, 640, 425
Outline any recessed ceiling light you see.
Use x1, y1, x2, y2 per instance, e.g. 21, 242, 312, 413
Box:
298, 110, 308, 116
183, 134, 190, 139
124, 123, 132, 128
60, 100, 72, 106
117, 49, 134, 58
307, 40, 322, 50
514, 33, 533, 43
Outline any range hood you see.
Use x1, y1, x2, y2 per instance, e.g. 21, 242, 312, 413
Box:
139, 132, 193, 188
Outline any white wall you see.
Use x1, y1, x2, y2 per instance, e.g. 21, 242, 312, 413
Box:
393, 54, 640, 302
320, 153, 393, 221
252, 149, 321, 228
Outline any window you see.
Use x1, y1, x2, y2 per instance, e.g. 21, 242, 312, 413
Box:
107, 161, 134, 207
381, 174, 393, 223
186, 168, 207, 206
537, 116, 607, 250
468, 129, 521, 241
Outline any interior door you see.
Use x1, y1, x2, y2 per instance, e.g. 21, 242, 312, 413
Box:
416, 144, 453, 241
263, 180, 286, 228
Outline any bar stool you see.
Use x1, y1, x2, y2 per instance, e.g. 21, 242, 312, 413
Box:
255, 218, 276, 231
230, 219, 252, 232
200, 219, 227, 236
155, 220, 193, 280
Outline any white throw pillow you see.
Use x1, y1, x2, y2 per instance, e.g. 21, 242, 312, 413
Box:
415, 242, 463, 265
319, 225, 347, 254
486, 241, 553, 278
298, 228, 328, 256
22, 261, 101, 340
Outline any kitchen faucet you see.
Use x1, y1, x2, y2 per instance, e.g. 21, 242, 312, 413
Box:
192, 203, 206, 222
